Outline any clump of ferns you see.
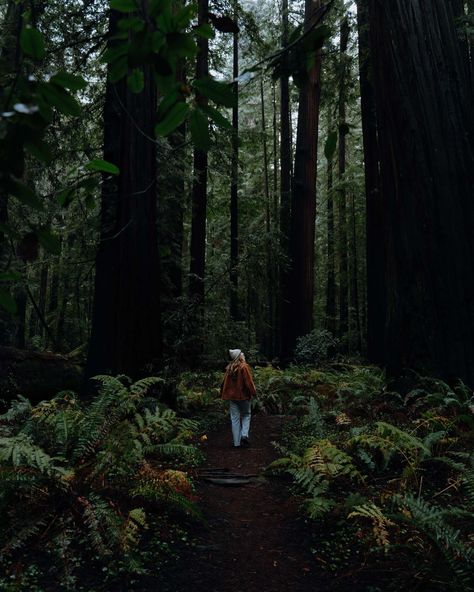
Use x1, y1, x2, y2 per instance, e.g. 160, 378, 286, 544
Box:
389, 493, 474, 591
0, 375, 201, 584
268, 434, 363, 519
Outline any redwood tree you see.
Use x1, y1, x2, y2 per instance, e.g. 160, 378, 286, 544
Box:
189, 0, 209, 303
368, 0, 474, 384
357, 0, 383, 363
281, 0, 324, 358
87, 6, 161, 377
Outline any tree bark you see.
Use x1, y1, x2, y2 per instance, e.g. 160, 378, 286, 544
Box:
230, 9, 239, 320
189, 0, 209, 303
357, 0, 384, 362
282, 0, 323, 359
278, 0, 292, 358
337, 17, 349, 342
368, 0, 474, 385
325, 149, 336, 335
0, 1, 24, 347
87, 5, 161, 377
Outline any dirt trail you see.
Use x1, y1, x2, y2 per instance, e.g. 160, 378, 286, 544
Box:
164, 415, 330, 592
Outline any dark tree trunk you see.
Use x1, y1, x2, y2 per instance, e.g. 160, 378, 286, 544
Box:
278, 0, 292, 358
337, 17, 349, 342
349, 191, 362, 352
87, 6, 161, 377
281, 0, 323, 359
260, 77, 274, 357
189, 0, 209, 303
0, 1, 24, 346
230, 10, 239, 320
368, 0, 474, 385
357, 0, 384, 362
325, 154, 336, 335
159, 68, 186, 303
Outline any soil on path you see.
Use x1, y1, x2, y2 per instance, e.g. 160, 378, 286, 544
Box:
163, 414, 330, 592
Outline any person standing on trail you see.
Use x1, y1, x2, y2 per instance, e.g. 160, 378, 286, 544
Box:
220, 349, 257, 448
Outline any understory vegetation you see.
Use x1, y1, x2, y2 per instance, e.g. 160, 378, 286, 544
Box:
0, 376, 206, 591
264, 366, 474, 591
1, 363, 473, 590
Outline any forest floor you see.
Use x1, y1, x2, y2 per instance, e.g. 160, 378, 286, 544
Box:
162, 414, 331, 592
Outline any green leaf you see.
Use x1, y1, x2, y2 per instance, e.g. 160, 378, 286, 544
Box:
324, 131, 337, 161
50, 71, 87, 91
201, 105, 232, 129
57, 188, 74, 208
194, 24, 215, 39
193, 77, 236, 108
101, 43, 129, 64
166, 33, 197, 58
0, 272, 22, 282
108, 56, 128, 83
37, 228, 61, 255
110, 0, 137, 12
39, 83, 81, 116
86, 159, 120, 175
20, 27, 45, 60
0, 288, 17, 315
189, 108, 210, 151
150, 0, 171, 19
7, 178, 43, 211
127, 68, 144, 93
175, 4, 197, 28
24, 139, 52, 163
157, 90, 181, 119
118, 17, 145, 31
155, 102, 189, 136
128, 31, 152, 67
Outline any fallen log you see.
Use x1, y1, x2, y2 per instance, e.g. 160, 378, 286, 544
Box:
0, 346, 83, 406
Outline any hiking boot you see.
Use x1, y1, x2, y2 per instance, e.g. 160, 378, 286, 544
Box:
241, 436, 250, 447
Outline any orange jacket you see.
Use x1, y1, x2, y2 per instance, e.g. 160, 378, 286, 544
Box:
220, 363, 257, 401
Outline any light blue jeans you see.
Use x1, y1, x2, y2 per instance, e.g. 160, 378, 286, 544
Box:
229, 400, 251, 447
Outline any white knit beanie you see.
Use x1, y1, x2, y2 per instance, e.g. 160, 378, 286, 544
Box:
229, 349, 242, 361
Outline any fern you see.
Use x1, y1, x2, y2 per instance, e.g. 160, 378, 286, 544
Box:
394, 494, 474, 590
348, 501, 394, 549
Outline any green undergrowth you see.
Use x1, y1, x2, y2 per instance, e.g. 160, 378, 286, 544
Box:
0, 375, 209, 591
263, 365, 474, 591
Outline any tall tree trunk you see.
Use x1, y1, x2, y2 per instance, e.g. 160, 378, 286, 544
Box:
159, 68, 186, 320
349, 191, 362, 352
337, 17, 349, 343
87, 5, 161, 377
0, 1, 24, 346
368, 0, 474, 384
189, 0, 209, 303
278, 0, 292, 357
260, 77, 274, 356
282, 0, 323, 359
357, 0, 384, 362
230, 8, 239, 320
325, 149, 336, 334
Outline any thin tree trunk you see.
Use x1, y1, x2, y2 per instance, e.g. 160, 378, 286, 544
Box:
260, 77, 273, 356
279, 0, 292, 358
325, 149, 336, 334
368, 0, 474, 384
349, 191, 362, 352
87, 4, 161, 377
189, 0, 209, 303
230, 9, 239, 320
337, 17, 349, 343
357, 0, 384, 362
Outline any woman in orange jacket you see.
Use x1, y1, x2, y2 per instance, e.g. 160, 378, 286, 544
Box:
220, 349, 257, 448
